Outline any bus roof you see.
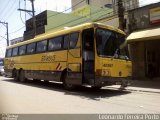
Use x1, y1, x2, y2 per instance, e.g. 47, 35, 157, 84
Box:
7, 22, 125, 49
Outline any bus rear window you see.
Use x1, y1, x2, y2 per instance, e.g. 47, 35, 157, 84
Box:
6, 49, 12, 57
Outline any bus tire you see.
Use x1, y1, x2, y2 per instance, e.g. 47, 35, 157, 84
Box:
19, 70, 26, 82
91, 86, 102, 90
44, 80, 49, 84
62, 71, 75, 90
13, 69, 19, 81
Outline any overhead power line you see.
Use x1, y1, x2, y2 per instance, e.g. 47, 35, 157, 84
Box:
0, 21, 9, 46
0, 0, 18, 30
9, 0, 86, 34
7, 0, 158, 36
46, 0, 153, 31
9, 26, 25, 34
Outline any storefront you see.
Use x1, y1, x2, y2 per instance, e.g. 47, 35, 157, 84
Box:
127, 27, 160, 79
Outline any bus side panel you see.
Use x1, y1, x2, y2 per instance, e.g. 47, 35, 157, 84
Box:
66, 32, 82, 85
5, 50, 68, 82
24, 70, 62, 82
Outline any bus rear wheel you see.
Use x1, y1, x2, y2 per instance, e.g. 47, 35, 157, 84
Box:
13, 69, 19, 81
91, 86, 102, 90
19, 70, 26, 82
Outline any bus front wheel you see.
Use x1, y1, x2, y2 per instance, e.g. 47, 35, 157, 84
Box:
62, 72, 75, 90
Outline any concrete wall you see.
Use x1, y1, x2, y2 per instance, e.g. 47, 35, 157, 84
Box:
129, 42, 145, 79
72, 0, 139, 11
98, 16, 119, 28
145, 40, 160, 77
72, 0, 86, 10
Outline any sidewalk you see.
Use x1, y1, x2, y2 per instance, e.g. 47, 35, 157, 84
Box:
127, 79, 160, 93
108, 79, 160, 93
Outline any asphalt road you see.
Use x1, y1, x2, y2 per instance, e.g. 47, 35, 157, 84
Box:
0, 76, 160, 113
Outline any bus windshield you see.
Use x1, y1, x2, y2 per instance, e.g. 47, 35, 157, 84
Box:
96, 28, 126, 58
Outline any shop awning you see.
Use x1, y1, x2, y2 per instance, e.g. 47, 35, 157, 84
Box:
127, 27, 160, 43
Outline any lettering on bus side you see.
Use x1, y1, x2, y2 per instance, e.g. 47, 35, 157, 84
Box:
41, 55, 56, 62
103, 64, 113, 67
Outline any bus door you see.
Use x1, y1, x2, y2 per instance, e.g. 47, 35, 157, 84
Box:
82, 28, 95, 85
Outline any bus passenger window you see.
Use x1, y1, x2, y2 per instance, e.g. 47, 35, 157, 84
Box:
19, 45, 26, 55
36, 40, 47, 52
6, 49, 12, 57
27, 43, 36, 54
12, 47, 18, 56
63, 35, 69, 49
48, 36, 62, 51
70, 32, 79, 49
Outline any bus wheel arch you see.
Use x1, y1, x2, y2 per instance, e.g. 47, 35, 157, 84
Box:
61, 68, 75, 90
60, 68, 67, 82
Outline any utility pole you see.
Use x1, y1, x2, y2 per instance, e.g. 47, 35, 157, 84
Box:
18, 0, 36, 37
86, 0, 90, 5
0, 21, 9, 46
117, 0, 125, 31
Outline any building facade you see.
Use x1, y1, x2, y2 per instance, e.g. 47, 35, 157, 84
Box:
72, 0, 139, 13
10, 37, 23, 45
127, 2, 160, 79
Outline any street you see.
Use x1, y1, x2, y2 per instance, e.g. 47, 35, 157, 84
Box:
0, 76, 160, 113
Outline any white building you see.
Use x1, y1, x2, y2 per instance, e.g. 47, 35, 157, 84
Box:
72, 0, 139, 12
10, 37, 23, 45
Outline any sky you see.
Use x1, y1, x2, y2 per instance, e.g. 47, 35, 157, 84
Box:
0, 0, 71, 57
0, 0, 160, 58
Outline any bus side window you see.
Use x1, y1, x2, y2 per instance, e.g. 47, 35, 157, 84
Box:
19, 45, 26, 55
36, 40, 47, 53
63, 35, 69, 49
6, 49, 12, 57
70, 32, 79, 49
12, 47, 19, 56
48, 36, 62, 51
27, 43, 36, 54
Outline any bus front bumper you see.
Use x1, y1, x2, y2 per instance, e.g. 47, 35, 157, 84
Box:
94, 76, 131, 87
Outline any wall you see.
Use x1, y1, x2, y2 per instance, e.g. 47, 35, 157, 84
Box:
129, 42, 145, 79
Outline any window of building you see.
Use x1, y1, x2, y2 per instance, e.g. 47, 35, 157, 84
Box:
36, 40, 47, 52
19, 45, 26, 55
48, 36, 62, 51
12, 47, 18, 56
27, 43, 36, 54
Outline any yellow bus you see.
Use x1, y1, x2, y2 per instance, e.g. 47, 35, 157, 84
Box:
4, 23, 132, 90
